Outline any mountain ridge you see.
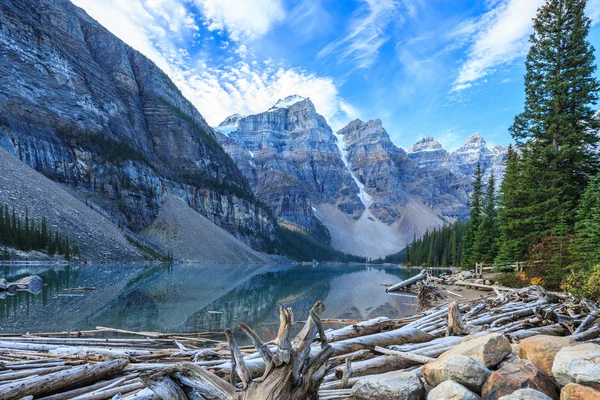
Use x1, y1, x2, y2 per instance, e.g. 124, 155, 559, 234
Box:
216, 95, 507, 258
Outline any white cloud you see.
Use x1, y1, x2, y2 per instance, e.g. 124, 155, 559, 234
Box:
72, 0, 355, 131
194, 0, 285, 41
437, 126, 464, 151
451, 0, 544, 92
587, 0, 600, 24
318, 0, 400, 69
179, 63, 354, 128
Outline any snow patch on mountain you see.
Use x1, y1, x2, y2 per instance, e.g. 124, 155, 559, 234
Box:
268, 95, 306, 111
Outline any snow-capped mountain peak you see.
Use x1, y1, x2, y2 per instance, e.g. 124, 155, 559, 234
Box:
408, 136, 445, 153
268, 95, 306, 111
214, 114, 242, 136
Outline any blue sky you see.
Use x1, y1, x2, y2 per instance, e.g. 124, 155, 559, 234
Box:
72, 0, 600, 151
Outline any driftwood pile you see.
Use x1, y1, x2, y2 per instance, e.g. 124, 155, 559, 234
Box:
0, 285, 598, 399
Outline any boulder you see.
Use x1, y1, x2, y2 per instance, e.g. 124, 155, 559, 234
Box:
439, 333, 512, 368
459, 271, 474, 280
560, 383, 600, 400
519, 335, 576, 376
423, 355, 491, 392
482, 359, 558, 400
552, 343, 600, 389
498, 388, 552, 400
427, 380, 481, 400
352, 370, 424, 400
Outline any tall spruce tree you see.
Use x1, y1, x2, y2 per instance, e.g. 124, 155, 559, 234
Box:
462, 163, 484, 267
476, 173, 499, 263
570, 174, 600, 268
501, 0, 600, 261
497, 146, 529, 261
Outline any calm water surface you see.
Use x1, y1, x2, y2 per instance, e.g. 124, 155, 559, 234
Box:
0, 263, 438, 340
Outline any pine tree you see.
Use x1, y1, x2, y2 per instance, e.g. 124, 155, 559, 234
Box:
462, 163, 484, 267
504, 0, 600, 260
476, 173, 499, 263
570, 174, 600, 268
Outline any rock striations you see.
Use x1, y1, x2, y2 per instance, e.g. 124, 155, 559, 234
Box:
0, 0, 274, 255
217, 99, 507, 258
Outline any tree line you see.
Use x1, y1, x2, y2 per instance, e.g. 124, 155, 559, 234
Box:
403, 0, 600, 299
0, 205, 80, 260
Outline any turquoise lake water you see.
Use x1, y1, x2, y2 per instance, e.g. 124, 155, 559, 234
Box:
0, 263, 437, 340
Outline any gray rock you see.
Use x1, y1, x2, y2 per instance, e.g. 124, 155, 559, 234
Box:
438, 333, 512, 368
423, 355, 491, 392
352, 370, 424, 400
0, 0, 274, 255
497, 388, 552, 400
552, 343, 600, 389
427, 380, 481, 400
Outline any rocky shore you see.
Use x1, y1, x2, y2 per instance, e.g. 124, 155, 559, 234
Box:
0, 278, 598, 399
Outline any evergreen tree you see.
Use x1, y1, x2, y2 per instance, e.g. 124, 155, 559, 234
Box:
503, 0, 600, 260
462, 163, 484, 267
476, 173, 499, 263
570, 174, 600, 268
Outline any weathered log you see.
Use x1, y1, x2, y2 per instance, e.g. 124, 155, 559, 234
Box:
339, 358, 351, 389
446, 301, 465, 336
213, 326, 433, 378
572, 310, 599, 335
373, 346, 434, 364
508, 323, 567, 341
0, 359, 128, 400
570, 325, 600, 341
140, 373, 187, 400
329, 326, 434, 356
71, 381, 144, 400
324, 317, 393, 342
387, 270, 427, 292
36, 375, 136, 400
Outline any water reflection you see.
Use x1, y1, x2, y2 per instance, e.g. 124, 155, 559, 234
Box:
0, 263, 442, 337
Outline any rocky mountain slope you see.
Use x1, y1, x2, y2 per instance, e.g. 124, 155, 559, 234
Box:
0, 149, 142, 262
141, 197, 274, 265
408, 134, 506, 182
0, 0, 274, 255
217, 97, 507, 258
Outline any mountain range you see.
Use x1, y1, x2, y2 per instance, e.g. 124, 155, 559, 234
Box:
0, 0, 507, 261
216, 96, 507, 258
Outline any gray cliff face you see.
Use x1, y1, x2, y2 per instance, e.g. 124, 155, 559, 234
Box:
339, 119, 470, 237
445, 133, 506, 182
408, 133, 507, 182
0, 0, 274, 248
217, 97, 361, 237
339, 119, 410, 225
407, 136, 448, 169
219, 102, 506, 257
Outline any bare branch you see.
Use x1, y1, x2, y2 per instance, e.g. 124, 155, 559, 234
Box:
225, 329, 252, 389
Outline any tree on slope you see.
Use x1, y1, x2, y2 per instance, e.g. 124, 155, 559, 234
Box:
499, 0, 600, 261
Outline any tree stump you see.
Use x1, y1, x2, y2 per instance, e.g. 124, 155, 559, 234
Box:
141, 301, 334, 400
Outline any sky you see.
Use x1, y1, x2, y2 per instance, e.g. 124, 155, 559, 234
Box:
71, 0, 600, 151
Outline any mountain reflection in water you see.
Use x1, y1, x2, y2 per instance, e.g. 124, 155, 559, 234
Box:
0, 264, 445, 341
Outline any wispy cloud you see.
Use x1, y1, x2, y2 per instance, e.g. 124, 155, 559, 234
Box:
318, 0, 402, 69
72, 0, 356, 129
193, 0, 285, 41
451, 0, 543, 92
587, 0, 600, 23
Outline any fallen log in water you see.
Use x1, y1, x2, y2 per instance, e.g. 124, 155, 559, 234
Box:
386, 269, 427, 292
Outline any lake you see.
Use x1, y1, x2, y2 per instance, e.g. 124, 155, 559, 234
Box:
0, 263, 437, 342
